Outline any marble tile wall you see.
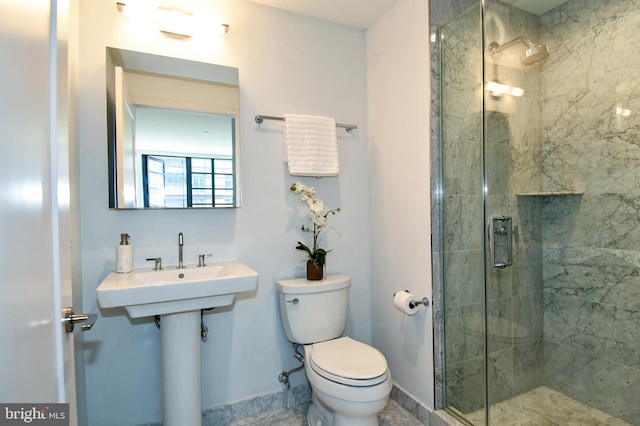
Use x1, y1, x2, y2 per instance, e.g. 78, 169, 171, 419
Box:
433, 0, 640, 423
539, 1, 640, 423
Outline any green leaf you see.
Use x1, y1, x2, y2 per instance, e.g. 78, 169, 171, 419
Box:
295, 242, 312, 255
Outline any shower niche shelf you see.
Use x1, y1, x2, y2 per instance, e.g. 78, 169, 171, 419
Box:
516, 191, 584, 197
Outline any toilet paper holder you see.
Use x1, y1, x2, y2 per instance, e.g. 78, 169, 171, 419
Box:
395, 290, 430, 309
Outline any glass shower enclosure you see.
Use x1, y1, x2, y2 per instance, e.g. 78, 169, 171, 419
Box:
431, 0, 640, 425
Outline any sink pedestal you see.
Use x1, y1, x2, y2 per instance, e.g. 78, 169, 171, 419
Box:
96, 260, 259, 426
161, 311, 202, 426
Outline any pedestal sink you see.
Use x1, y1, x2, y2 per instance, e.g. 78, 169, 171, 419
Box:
97, 260, 258, 426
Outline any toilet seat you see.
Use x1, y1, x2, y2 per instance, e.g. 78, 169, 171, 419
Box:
308, 337, 388, 387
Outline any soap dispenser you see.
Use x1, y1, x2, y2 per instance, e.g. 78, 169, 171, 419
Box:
115, 233, 133, 273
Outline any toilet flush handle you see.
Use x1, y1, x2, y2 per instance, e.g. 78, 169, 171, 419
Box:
287, 298, 299, 305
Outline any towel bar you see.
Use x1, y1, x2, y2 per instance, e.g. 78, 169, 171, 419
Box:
254, 115, 357, 133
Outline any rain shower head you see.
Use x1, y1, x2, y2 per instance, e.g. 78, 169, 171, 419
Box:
488, 37, 550, 66
521, 44, 550, 65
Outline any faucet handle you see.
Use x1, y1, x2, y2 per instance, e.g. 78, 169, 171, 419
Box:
198, 254, 213, 267
146, 257, 162, 271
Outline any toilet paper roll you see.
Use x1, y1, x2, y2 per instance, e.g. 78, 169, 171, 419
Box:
393, 291, 419, 315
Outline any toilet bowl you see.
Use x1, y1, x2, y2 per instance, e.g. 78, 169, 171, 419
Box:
276, 275, 392, 426
304, 337, 392, 426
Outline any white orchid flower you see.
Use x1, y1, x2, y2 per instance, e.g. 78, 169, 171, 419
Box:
306, 197, 324, 212
310, 212, 328, 228
289, 182, 339, 267
290, 181, 314, 195
290, 182, 303, 193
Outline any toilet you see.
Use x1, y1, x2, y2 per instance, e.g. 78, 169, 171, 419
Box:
276, 275, 392, 426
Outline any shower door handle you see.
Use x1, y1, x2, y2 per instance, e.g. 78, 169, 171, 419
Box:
489, 216, 513, 269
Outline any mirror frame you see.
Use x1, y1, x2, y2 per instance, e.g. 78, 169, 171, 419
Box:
106, 47, 241, 209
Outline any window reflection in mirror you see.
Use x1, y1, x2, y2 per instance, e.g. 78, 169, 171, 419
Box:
106, 47, 240, 209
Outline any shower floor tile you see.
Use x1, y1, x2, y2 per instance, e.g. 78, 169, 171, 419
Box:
466, 386, 632, 426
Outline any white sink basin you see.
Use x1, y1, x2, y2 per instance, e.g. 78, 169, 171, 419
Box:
134, 266, 224, 285
97, 260, 258, 317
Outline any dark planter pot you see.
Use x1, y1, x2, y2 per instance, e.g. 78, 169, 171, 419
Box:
306, 261, 323, 280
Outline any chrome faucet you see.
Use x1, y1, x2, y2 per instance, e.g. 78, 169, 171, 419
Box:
178, 232, 185, 269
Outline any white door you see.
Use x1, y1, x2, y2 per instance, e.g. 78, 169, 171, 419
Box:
0, 1, 81, 424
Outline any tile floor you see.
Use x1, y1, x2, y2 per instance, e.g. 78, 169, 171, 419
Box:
226, 399, 424, 426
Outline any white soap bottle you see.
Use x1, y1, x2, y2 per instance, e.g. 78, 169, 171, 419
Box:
115, 233, 133, 273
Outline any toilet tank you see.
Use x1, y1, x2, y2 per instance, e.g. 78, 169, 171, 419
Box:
276, 275, 351, 344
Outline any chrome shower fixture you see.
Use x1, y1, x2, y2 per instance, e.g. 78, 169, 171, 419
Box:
488, 36, 550, 66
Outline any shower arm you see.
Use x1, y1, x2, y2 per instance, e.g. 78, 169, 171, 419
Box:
488, 37, 534, 58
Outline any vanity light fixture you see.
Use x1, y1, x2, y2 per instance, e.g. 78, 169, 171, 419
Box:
157, 7, 194, 37
116, 2, 229, 37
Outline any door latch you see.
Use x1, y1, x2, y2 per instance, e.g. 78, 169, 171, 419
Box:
62, 307, 97, 333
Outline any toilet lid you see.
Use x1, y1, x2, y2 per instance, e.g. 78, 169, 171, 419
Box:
309, 337, 388, 387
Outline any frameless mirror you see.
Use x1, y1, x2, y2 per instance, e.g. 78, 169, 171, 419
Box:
106, 47, 241, 209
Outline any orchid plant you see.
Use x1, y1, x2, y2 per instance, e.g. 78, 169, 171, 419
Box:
290, 182, 340, 266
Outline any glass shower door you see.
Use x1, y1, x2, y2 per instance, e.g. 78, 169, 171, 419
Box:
482, 0, 640, 424
435, 0, 640, 424
481, 1, 546, 421
438, 2, 486, 424
437, 1, 549, 424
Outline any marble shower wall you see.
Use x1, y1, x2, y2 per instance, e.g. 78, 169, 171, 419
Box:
539, 0, 640, 423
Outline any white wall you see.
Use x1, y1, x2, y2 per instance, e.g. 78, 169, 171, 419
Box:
78, 1, 370, 424
367, 0, 434, 408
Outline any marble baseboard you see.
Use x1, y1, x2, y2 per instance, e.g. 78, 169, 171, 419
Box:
391, 384, 467, 426
202, 384, 311, 426
138, 383, 460, 426
137, 384, 311, 426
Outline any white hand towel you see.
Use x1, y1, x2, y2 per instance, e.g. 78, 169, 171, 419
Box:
283, 113, 339, 177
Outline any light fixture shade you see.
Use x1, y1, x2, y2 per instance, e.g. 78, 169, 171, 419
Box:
157, 7, 194, 37
116, 2, 229, 38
